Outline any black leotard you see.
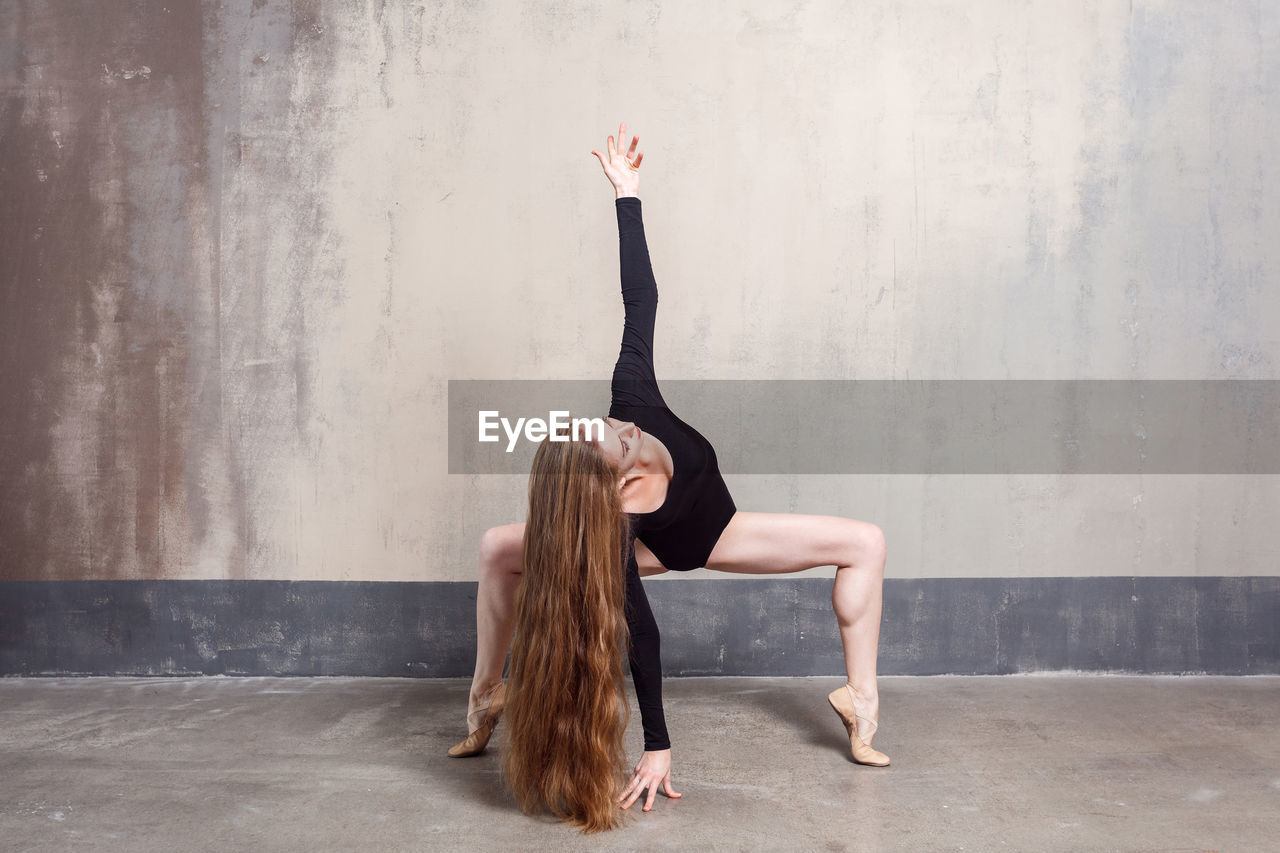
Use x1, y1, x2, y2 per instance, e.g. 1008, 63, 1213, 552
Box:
612, 196, 738, 752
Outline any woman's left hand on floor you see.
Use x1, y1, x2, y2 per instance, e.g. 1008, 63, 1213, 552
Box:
619, 748, 683, 812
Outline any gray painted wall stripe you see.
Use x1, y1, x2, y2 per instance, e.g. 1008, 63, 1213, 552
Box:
1, 578, 1277, 677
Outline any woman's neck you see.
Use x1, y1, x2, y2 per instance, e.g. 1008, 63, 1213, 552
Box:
620, 434, 674, 514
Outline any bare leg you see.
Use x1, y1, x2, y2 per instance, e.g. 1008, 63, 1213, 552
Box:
831, 525, 887, 735
704, 510, 888, 745
466, 523, 525, 725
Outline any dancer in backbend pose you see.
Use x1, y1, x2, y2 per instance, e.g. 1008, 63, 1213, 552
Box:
450, 122, 890, 831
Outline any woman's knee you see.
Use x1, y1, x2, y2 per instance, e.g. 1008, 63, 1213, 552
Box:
479, 524, 523, 577
845, 519, 886, 570
866, 521, 887, 553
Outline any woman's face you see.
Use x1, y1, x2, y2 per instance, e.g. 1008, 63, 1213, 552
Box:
594, 416, 643, 475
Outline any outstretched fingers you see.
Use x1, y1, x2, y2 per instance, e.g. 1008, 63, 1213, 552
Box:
618, 773, 643, 810
592, 122, 643, 168
617, 774, 682, 814
619, 767, 657, 811
592, 121, 645, 195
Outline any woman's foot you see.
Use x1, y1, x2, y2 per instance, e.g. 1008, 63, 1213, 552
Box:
827, 682, 890, 767
466, 680, 504, 734
448, 680, 506, 758
846, 683, 879, 746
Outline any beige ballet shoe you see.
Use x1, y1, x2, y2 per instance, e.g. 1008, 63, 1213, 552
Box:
827, 683, 890, 767
448, 681, 507, 758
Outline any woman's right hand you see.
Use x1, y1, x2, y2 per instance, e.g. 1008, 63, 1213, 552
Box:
618, 748, 682, 813
591, 120, 643, 199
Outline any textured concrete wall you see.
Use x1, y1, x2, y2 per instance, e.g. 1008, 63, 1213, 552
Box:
2, 0, 1277, 584
5, 577, 1280, 676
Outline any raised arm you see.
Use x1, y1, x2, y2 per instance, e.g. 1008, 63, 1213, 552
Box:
611, 198, 666, 408
592, 122, 666, 409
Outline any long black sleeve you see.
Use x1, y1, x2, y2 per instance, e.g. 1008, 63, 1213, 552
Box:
611, 197, 667, 410
612, 198, 670, 751
623, 537, 671, 751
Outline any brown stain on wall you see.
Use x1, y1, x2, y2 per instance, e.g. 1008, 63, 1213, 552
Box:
0, 1, 211, 580
1, 0, 360, 581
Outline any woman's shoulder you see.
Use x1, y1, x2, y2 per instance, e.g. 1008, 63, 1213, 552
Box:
608, 401, 671, 418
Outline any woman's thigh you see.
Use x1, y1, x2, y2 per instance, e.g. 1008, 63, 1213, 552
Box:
703, 511, 885, 575
486, 521, 671, 578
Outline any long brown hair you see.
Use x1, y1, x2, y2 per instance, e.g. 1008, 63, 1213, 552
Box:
500, 423, 633, 833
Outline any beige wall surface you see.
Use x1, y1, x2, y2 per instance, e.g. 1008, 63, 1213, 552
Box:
1, 0, 1276, 582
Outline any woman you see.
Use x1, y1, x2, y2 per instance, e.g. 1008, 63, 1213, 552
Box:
451, 122, 891, 825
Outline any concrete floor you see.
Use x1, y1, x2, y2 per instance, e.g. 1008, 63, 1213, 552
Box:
1, 675, 1277, 852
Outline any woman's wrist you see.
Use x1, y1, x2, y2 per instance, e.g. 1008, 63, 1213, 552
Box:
615, 188, 640, 199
